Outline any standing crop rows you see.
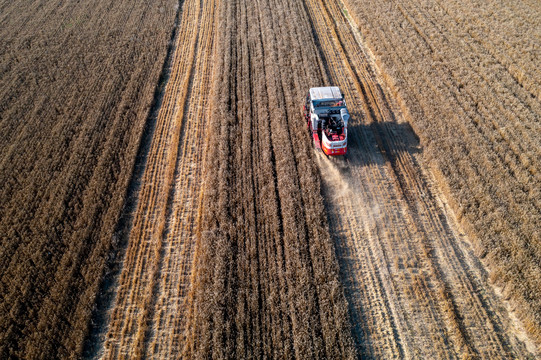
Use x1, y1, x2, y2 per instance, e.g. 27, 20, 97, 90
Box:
342, 0, 541, 347
98, 0, 358, 357
0, 1, 177, 358
2, 0, 538, 358
92, 0, 538, 358
181, 0, 357, 357
301, 0, 537, 357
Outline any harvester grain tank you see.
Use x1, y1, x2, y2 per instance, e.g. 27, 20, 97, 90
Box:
302, 86, 349, 156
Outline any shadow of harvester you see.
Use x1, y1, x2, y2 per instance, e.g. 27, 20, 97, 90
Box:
344, 117, 422, 169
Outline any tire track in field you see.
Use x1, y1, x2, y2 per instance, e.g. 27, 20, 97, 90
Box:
304, 0, 537, 358
96, 0, 217, 358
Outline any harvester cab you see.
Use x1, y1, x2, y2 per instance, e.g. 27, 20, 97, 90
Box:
303, 87, 349, 156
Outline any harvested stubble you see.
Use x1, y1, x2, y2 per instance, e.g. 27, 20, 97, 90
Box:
182, 0, 356, 357
99, 0, 217, 358
0, 0, 177, 358
343, 0, 541, 346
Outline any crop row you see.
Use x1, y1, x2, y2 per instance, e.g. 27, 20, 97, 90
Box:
181, 0, 356, 357
343, 0, 541, 344
0, 1, 178, 358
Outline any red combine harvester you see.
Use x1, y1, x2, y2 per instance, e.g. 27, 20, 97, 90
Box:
303, 87, 349, 156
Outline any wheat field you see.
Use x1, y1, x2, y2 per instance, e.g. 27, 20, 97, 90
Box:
1, 0, 539, 358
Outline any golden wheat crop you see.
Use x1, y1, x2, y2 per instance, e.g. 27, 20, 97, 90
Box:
181, 0, 356, 357
343, 0, 541, 345
0, 1, 178, 357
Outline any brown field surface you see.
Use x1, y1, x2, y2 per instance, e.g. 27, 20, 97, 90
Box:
0, 0, 178, 358
1, 0, 539, 359
341, 0, 541, 352
94, 0, 218, 357
94, 0, 357, 357
90, 0, 539, 359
